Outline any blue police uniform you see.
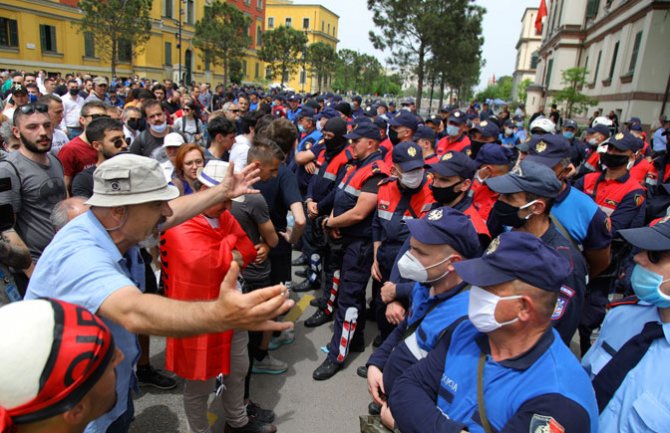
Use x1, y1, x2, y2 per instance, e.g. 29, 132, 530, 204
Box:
567, 136, 587, 167
582, 301, 670, 432
390, 321, 598, 433
326, 150, 388, 364
294, 129, 324, 195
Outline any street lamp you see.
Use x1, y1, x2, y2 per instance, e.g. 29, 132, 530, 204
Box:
177, 0, 183, 86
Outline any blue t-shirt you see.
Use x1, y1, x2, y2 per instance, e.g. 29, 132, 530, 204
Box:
26, 211, 144, 433
256, 164, 302, 252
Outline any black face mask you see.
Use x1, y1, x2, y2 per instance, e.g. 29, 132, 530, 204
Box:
388, 128, 400, 145
491, 200, 528, 228
126, 118, 142, 131
431, 181, 463, 205
69, 88, 79, 96
600, 153, 629, 169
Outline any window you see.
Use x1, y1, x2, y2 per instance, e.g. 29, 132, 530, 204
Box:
39, 24, 57, 53
322, 21, 324, 31
300, 69, 306, 84
628, 31, 642, 74
265, 66, 272, 79
257, 0, 263, 9
327, 23, 330, 34
530, 52, 539, 69
205, 56, 210, 71
593, 50, 602, 84
268, 17, 274, 28
303, 18, 310, 29
333, 26, 336, 37
163, 0, 173, 18
282, 70, 289, 83
545, 58, 554, 88
255, 62, 260, 78
164, 42, 172, 65
118, 39, 132, 62
608, 41, 619, 79
256, 25, 262, 46
186, 0, 195, 25
244, 0, 251, 5
84, 32, 95, 58
586, 0, 600, 20
242, 60, 247, 78
0, 17, 19, 48
285, 17, 292, 27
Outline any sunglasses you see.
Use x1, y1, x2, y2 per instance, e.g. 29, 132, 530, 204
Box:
647, 250, 668, 264
18, 103, 49, 115
111, 138, 126, 149
87, 114, 110, 120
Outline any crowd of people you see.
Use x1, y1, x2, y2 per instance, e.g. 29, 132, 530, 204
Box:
0, 68, 669, 433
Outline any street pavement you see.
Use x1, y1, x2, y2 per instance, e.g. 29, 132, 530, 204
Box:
130, 269, 378, 433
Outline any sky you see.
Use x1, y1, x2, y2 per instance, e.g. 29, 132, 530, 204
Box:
290, 0, 540, 89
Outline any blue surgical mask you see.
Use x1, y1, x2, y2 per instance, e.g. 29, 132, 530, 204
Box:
563, 131, 575, 140
516, 122, 524, 129
631, 264, 670, 308
446, 125, 460, 137
298, 125, 306, 133
29, 94, 37, 103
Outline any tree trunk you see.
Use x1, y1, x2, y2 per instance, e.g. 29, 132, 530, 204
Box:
428, 72, 435, 114
415, 41, 426, 113
223, 56, 229, 87
281, 63, 286, 86
111, 37, 117, 79
438, 72, 446, 110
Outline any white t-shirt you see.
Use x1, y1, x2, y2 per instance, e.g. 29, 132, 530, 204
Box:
229, 134, 251, 171
61, 93, 85, 128
51, 129, 69, 156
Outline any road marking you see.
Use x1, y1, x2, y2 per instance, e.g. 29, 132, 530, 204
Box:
207, 411, 218, 426
283, 294, 314, 323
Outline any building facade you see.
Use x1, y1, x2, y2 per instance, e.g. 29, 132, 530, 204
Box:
265, 0, 339, 92
526, 0, 670, 128
512, 7, 542, 102
0, 0, 267, 85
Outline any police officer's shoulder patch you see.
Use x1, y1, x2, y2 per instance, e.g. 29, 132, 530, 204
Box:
486, 236, 500, 255
427, 208, 443, 221
604, 217, 611, 233
465, 148, 472, 157
442, 152, 453, 161
529, 414, 565, 433
634, 194, 644, 207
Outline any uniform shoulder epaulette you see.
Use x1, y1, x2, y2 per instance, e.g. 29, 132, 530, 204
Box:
606, 295, 641, 310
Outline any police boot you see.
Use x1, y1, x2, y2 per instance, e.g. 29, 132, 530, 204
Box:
304, 309, 332, 327
293, 279, 316, 293
312, 358, 342, 381
291, 254, 308, 266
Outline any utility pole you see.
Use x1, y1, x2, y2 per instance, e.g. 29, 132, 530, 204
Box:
178, 0, 183, 86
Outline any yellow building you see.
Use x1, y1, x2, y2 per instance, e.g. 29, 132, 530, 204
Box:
0, 0, 266, 85
265, 0, 339, 92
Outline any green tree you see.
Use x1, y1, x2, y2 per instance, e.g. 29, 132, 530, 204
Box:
258, 26, 308, 86
475, 75, 514, 102
517, 78, 532, 104
307, 42, 337, 92
552, 67, 598, 118
193, 1, 252, 86
76, 0, 152, 77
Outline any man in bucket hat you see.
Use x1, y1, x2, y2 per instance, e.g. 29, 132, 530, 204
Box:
26, 154, 294, 433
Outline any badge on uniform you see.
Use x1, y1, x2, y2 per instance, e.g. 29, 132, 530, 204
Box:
427, 208, 443, 221
529, 414, 565, 433
551, 297, 567, 320
634, 194, 644, 207
535, 141, 547, 153
615, 132, 624, 140
408, 146, 417, 157
442, 152, 453, 161
485, 236, 500, 255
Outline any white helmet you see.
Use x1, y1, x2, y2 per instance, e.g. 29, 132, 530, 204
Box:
529, 116, 556, 134
591, 116, 613, 128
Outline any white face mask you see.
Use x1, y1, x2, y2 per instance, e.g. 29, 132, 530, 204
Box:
398, 251, 452, 283
468, 286, 522, 333
399, 168, 424, 189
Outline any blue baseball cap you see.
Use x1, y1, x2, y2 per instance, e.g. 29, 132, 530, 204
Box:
353, 116, 373, 126
316, 107, 339, 120
586, 124, 611, 137
562, 119, 578, 129
625, 116, 641, 125
414, 125, 436, 142
471, 120, 500, 139
297, 107, 316, 120
619, 218, 670, 251
608, 131, 644, 152
388, 110, 419, 131
425, 115, 441, 126
475, 143, 514, 166
364, 105, 376, 117
512, 115, 524, 122
352, 95, 362, 103
453, 231, 570, 292
392, 141, 424, 171
428, 151, 477, 180
334, 102, 352, 117
524, 134, 571, 167
486, 159, 562, 198
447, 110, 466, 125
406, 207, 481, 258
630, 123, 643, 132
344, 123, 381, 141
373, 116, 388, 130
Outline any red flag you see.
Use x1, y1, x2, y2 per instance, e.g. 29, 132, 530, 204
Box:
535, 0, 547, 34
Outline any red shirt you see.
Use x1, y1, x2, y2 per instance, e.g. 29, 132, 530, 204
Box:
58, 136, 97, 178
471, 178, 498, 221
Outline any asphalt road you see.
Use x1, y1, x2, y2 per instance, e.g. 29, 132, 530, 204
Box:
129, 271, 377, 433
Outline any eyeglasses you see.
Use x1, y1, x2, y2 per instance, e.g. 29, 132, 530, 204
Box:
17, 103, 49, 115
647, 250, 668, 264
111, 138, 126, 149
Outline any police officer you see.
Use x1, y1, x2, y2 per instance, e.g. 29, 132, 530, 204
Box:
578, 121, 612, 178
499, 119, 519, 148
512, 114, 528, 143
583, 219, 670, 432
351, 95, 365, 119
436, 110, 470, 156
472, 143, 514, 221
297, 118, 351, 295
387, 110, 418, 149
468, 119, 501, 159
486, 160, 588, 344
293, 107, 323, 196
285, 94, 301, 122
575, 131, 647, 354
561, 119, 587, 167
310, 123, 390, 380
365, 207, 480, 416
524, 134, 613, 277
372, 142, 435, 341
424, 115, 443, 140
388, 232, 599, 433
414, 126, 438, 164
